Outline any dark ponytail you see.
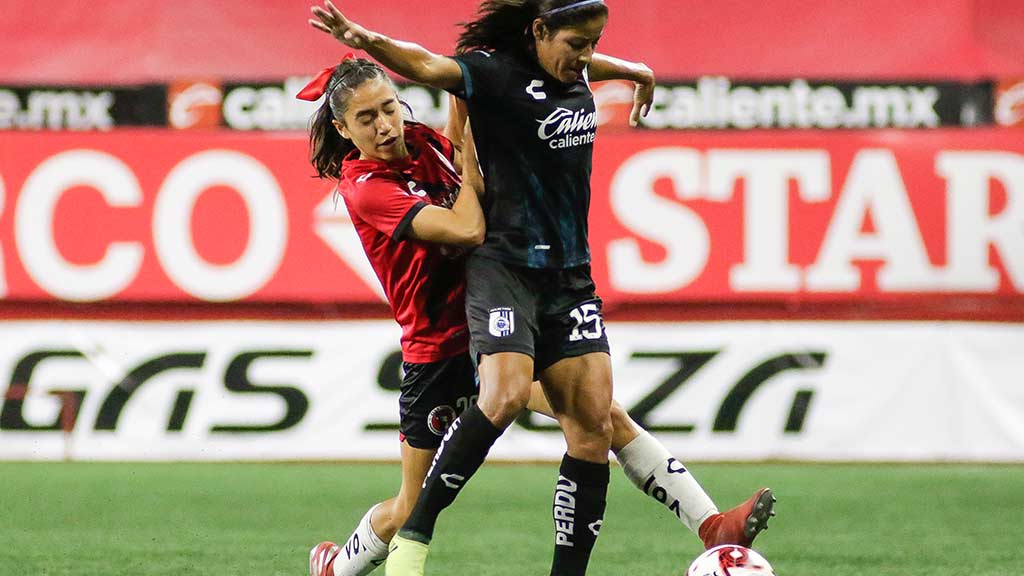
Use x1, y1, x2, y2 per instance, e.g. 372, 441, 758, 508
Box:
456, 0, 609, 55
309, 97, 350, 181
308, 57, 411, 180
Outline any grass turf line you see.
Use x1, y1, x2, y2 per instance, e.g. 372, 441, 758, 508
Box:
1, 462, 1021, 575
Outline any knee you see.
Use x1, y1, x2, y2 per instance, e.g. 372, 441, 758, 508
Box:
568, 409, 613, 455
590, 413, 614, 446
608, 401, 640, 451
478, 382, 530, 427
576, 392, 614, 438
609, 401, 633, 434
477, 356, 534, 427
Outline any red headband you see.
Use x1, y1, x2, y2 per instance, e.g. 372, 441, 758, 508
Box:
295, 52, 357, 101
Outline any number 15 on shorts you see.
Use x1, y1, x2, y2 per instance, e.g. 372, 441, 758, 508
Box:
569, 302, 603, 342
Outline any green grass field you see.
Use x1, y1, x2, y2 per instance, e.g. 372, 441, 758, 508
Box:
1, 462, 1021, 575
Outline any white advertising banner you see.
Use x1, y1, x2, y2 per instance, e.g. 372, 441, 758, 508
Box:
0, 320, 1022, 462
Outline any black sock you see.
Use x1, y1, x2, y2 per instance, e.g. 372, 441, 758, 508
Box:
550, 454, 610, 576
399, 404, 503, 543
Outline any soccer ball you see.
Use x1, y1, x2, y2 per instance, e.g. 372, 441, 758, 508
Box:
686, 545, 776, 576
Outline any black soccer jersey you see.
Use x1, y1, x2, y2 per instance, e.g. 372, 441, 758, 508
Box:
450, 50, 597, 269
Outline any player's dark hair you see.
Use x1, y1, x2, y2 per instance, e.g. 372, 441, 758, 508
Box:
456, 0, 609, 56
308, 57, 412, 180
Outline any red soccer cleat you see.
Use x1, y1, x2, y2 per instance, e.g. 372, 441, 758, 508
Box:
698, 488, 777, 550
309, 541, 340, 576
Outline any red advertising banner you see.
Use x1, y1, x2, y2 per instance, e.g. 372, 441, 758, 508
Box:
4, 0, 1023, 84
1, 129, 1022, 309
588, 130, 1024, 304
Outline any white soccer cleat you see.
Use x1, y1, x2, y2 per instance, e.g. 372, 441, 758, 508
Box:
309, 541, 340, 576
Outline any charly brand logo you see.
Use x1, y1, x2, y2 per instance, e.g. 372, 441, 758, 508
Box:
440, 473, 465, 490
536, 107, 597, 149
526, 79, 548, 101
406, 180, 427, 197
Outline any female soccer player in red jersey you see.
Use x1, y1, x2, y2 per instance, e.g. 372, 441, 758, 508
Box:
299, 56, 487, 576
304, 7, 774, 573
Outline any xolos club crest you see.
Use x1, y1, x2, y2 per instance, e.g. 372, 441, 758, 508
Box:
427, 405, 457, 437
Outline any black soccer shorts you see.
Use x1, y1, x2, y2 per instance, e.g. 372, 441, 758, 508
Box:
398, 352, 479, 449
464, 254, 611, 377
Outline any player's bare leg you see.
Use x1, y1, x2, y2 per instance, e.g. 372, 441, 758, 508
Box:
311, 442, 433, 576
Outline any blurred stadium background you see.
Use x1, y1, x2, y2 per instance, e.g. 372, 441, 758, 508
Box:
1, 1, 1023, 574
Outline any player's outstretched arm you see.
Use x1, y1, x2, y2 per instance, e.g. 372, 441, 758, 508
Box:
309, 0, 463, 90
589, 53, 655, 127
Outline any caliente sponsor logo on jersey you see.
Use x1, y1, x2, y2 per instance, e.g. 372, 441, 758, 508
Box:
536, 106, 597, 150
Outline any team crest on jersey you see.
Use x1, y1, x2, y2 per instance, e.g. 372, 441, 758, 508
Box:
488, 307, 515, 337
427, 405, 457, 436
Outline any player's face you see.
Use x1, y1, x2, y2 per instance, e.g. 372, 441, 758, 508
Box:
533, 14, 607, 84
333, 78, 408, 162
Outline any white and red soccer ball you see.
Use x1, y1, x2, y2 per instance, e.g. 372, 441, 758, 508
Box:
686, 545, 776, 576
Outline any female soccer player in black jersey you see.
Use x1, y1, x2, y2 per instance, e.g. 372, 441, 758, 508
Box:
307, 3, 775, 575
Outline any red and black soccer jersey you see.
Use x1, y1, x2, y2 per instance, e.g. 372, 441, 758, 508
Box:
449, 49, 597, 270
339, 122, 469, 363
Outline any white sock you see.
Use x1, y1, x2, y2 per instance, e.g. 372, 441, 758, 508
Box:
332, 504, 389, 576
615, 431, 718, 534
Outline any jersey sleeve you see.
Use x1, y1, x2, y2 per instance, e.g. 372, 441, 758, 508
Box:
346, 173, 428, 241
448, 50, 510, 103
408, 123, 457, 164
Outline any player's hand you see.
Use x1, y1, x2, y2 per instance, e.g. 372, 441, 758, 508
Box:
309, 0, 374, 48
629, 64, 655, 127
